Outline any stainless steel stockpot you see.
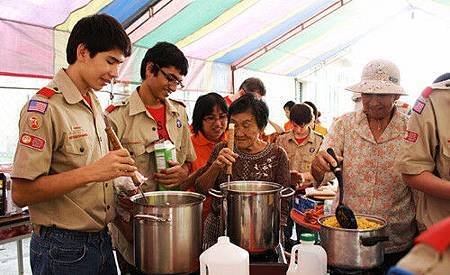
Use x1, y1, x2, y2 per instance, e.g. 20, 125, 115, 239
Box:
131, 191, 205, 274
209, 181, 294, 253
318, 214, 389, 269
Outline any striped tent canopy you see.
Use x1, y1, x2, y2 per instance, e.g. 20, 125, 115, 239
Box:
1, 0, 449, 93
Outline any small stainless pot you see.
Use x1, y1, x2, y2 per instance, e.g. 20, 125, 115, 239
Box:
209, 181, 294, 253
132, 191, 205, 274
318, 214, 389, 269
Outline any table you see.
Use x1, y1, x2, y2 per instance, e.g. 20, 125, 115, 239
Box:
0, 212, 31, 275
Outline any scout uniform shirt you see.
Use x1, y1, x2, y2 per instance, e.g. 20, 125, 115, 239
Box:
11, 69, 114, 232
275, 129, 323, 177
105, 88, 196, 264
396, 80, 450, 230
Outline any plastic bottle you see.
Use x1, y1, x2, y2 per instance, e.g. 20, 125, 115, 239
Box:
286, 233, 327, 275
200, 236, 249, 275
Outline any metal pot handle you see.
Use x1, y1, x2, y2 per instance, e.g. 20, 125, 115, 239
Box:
134, 214, 172, 223
280, 187, 295, 198
360, 236, 389, 246
208, 188, 223, 198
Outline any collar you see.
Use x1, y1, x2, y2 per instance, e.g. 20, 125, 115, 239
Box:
53, 69, 87, 105
354, 108, 405, 143
129, 87, 180, 117
192, 131, 224, 146
287, 128, 314, 145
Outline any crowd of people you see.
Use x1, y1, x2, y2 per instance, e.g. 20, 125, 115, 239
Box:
9, 14, 449, 275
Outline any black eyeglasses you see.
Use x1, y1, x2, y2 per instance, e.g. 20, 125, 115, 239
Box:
153, 63, 184, 89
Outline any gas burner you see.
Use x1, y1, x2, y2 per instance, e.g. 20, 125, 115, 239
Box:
329, 266, 382, 275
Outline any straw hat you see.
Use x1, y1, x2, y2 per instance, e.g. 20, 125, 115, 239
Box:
346, 59, 407, 95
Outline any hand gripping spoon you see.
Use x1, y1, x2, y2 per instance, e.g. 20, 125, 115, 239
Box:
326, 148, 357, 229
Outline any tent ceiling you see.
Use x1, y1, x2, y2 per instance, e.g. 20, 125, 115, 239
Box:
1, 0, 449, 82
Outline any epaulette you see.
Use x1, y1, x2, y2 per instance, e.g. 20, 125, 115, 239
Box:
36, 87, 57, 98
421, 86, 433, 99
169, 98, 186, 107
104, 100, 128, 113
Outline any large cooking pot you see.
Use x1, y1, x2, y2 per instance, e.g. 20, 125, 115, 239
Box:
318, 214, 389, 269
131, 191, 205, 274
209, 181, 295, 253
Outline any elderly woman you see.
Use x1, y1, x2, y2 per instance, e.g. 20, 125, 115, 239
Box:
195, 93, 291, 249
311, 59, 416, 271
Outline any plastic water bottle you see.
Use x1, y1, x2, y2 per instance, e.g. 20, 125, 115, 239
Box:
287, 233, 327, 275
200, 236, 249, 275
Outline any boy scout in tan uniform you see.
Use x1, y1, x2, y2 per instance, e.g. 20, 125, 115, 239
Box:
105, 42, 196, 274
11, 15, 135, 274
396, 74, 450, 230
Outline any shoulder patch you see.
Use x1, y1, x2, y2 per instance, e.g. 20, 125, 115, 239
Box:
19, 133, 46, 151
105, 104, 117, 113
36, 87, 56, 98
421, 86, 433, 99
412, 99, 426, 114
27, 100, 48, 114
169, 98, 186, 107
404, 130, 419, 143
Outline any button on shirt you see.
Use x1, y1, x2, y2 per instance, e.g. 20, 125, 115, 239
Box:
11, 69, 114, 232
322, 109, 416, 253
396, 81, 450, 230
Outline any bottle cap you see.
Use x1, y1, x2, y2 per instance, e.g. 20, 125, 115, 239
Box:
300, 233, 315, 242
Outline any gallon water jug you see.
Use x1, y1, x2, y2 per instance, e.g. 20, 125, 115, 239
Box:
287, 233, 327, 275
200, 236, 249, 275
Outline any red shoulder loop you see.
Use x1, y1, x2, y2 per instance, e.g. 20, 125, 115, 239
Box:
36, 87, 56, 98
421, 86, 433, 99
105, 104, 117, 113
415, 217, 450, 253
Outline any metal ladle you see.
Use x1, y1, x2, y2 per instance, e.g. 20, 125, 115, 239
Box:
326, 148, 357, 229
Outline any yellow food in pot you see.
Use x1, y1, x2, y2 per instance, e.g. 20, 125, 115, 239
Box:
322, 216, 381, 229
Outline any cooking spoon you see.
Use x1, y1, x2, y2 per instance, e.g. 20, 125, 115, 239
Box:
226, 123, 235, 184
326, 148, 357, 229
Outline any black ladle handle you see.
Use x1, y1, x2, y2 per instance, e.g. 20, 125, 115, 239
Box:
326, 148, 343, 204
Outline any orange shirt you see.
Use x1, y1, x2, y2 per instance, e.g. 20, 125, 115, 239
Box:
191, 131, 225, 172
284, 121, 293, 131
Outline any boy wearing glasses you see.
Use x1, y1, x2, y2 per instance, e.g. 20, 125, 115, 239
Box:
105, 41, 196, 274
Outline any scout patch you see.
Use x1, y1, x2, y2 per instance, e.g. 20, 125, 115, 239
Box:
19, 133, 45, 151
421, 86, 433, 99
27, 100, 48, 114
68, 132, 88, 140
27, 115, 42, 130
176, 119, 182, 128
412, 99, 426, 114
404, 130, 419, 143
309, 147, 315, 153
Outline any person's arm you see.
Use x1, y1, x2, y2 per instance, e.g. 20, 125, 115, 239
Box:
195, 147, 237, 194
403, 172, 450, 200
12, 149, 136, 207
269, 120, 284, 134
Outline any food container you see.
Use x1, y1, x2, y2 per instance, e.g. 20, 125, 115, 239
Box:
318, 214, 389, 269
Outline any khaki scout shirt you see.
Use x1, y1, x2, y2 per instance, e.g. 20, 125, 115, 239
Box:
396, 80, 450, 229
106, 88, 196, 264
11, 69, 114, 232
275, 129, 323, 174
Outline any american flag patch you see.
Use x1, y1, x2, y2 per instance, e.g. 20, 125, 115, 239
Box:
27, 100, 48, 114
412, 100, 426, 114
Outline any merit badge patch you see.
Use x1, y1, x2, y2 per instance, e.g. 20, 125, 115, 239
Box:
412, 100, 426, 114
19, 133, 45, 151
27, 115, 42, 130
27, 100, 48, 114
404, 130, 419, 143
176, 119, 182, 128
309, 147, 315, 153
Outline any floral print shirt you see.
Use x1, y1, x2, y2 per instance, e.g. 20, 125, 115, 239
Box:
322, 109, 416, 253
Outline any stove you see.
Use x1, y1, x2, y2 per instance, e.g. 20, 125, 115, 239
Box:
249, 243, 288, 275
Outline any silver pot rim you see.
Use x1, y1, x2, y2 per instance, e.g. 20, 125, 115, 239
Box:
318, 214, 387, 232
130, 191, 205, 207
219, 180, 283, 194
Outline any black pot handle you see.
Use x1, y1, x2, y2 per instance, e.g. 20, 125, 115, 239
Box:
360, 236, 389, 246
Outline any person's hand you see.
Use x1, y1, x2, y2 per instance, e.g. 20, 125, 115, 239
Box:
88, 149, 137, 182
290, 170, 304, 188
311, 150, 341, 182
212, 148, 239, 169
154, 160, 189, 189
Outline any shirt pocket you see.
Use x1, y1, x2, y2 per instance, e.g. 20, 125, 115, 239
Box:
440, 145, 450, 179
126, 144, 152, 176
63, 133, 90, 167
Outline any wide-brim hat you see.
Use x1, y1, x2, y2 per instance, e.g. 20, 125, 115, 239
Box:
345, 59, 407, 95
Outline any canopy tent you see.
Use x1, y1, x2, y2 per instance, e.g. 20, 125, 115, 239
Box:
2, 0, 449, 94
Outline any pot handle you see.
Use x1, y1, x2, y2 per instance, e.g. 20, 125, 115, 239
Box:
134, 214, 172, 223
360, 236, 389, 246
280, 187, 295, 198
208, 188, 223, 198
